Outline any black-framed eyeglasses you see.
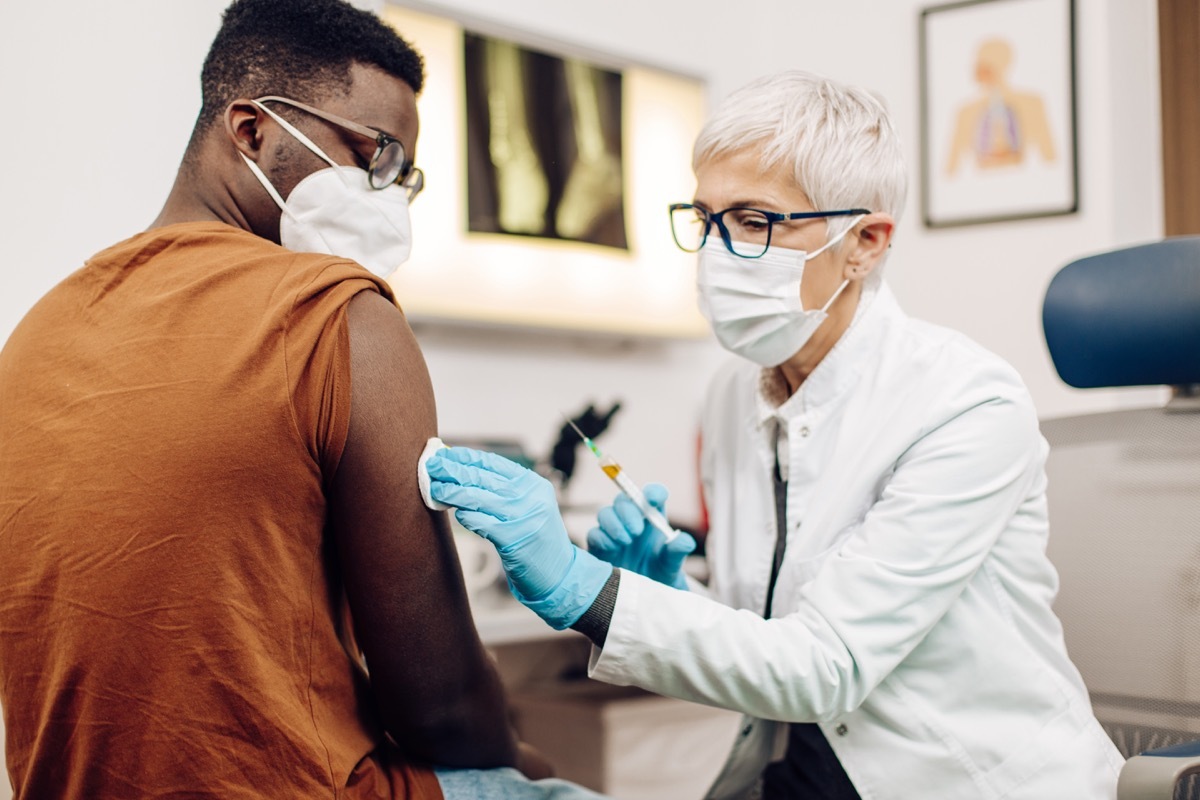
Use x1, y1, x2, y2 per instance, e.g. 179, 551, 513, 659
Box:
669, 203, 870, 259
256, 95, 424, 202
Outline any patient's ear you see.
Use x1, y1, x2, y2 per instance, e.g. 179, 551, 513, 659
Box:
224, 99, 268, 160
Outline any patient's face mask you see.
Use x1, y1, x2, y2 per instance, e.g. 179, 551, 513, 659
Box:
239, 101, 413, 279
696, 221, 860, 367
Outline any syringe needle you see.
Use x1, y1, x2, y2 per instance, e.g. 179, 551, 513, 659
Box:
561, 413, 597, 453
561, 411, 678, 543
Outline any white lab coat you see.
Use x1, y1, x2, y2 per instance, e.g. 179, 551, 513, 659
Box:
589, 283, 1124, 799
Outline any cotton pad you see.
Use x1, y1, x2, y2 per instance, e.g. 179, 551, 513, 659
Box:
417, 436, 451, 511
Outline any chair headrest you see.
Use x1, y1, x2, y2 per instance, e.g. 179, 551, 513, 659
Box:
1042, 237, 1200, 389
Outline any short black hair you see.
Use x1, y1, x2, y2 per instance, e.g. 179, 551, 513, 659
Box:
194, 0, 424, 137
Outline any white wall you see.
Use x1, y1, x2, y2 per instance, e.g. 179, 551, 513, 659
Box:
0, 2, 1164, 796
394, 0, 1166, 512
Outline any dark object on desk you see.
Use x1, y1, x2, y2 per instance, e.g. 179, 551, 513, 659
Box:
549, 402, 621, 488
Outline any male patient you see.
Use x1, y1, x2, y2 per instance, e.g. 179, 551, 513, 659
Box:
0, 2, 604, 798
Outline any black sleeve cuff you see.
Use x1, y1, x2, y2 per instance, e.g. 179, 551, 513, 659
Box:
571, 568, 620, 647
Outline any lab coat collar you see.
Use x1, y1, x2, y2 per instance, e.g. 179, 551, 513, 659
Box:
753, 281, 900, 429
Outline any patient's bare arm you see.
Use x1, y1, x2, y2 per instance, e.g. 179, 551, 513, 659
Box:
330, 290, 518, 768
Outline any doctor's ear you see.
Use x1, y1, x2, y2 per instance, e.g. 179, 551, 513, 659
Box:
843, 213, 895, 280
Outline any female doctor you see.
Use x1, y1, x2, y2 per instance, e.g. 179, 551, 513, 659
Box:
425, 71, 1123, 799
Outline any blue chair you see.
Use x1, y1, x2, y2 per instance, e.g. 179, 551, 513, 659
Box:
1041, 237, 1200, 800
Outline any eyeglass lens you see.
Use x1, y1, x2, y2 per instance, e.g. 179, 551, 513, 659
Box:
401, 168, 424, 202
369, 140, 407, 189
670, 205, 709, 252
670, 205, 773, 258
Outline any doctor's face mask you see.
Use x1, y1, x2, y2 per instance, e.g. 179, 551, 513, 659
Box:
239, 99, 414, 279
696, 220, 862, 367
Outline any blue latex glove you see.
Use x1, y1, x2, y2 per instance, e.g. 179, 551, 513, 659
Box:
426, 446, 613, 630
588, 483, 695, 591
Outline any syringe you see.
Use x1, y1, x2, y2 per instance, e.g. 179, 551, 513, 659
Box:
564, 417, 679, 543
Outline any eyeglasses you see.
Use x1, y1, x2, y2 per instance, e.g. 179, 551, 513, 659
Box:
256, 95, 424, 202
669, 203, 870, 259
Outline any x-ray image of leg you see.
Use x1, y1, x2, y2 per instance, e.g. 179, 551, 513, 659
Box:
555, 58, 623, 240
485, 40, 549, 234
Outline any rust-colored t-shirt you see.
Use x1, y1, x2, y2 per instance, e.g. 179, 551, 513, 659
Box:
0, 222, 442, 799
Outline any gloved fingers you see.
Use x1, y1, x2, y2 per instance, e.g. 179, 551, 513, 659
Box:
612, 494, 648, 536
429, 480, 504, 516
426, 452, 511, 495
659, 531, 697, 581
587, 526, 625, 563
643, 482, 670, 513
436, 446, 529, 480
453, 508, 506, 542
594, 506, 634, 548
664, 530, 697, 558
586, 525, 622, 561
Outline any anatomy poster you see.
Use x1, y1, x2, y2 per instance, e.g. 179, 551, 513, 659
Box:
920, 0, 1077, 227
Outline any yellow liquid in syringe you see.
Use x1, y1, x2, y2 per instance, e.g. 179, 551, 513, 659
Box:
575, 432, 679, 542
601, 460, 680, 543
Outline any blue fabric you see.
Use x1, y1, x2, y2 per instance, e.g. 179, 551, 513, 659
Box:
435, 766, 611, 799
1142, 740, 1200, 758
1043, 236, 1200, 388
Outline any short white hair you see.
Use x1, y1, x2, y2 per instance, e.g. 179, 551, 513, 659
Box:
694, 70, 908, 238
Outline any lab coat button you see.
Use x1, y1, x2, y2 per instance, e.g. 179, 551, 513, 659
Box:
799, 426, 811, 437
836, 724, 848, 736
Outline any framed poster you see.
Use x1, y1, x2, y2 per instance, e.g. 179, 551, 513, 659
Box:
381, 5, 708, 338
919, 0, 1077, 228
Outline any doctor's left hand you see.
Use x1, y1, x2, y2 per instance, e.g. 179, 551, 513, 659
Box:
426, 446, 612, 630
589, 485, 695, 591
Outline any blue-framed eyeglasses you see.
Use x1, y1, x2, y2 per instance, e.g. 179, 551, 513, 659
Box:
669, 203, 870, 259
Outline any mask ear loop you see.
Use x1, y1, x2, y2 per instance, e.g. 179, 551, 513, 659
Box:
238, 99, 353, 220
250, 100, 341, 171
238, 152, 291, 216
819, 277, 853, 314
808, 213, 868, 313
805, 213, 867, 260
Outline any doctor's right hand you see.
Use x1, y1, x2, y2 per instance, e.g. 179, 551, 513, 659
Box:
426, 446, 612, 631
588, 484, 695, 591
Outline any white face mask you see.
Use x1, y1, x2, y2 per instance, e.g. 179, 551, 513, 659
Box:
696, 219, 862, 367
239, 101, 413, 279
